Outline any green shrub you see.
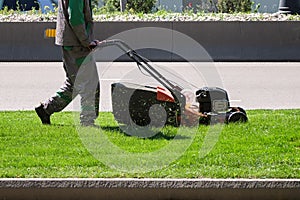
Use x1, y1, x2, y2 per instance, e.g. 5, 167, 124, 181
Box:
126, 0, 156, 13
103, 0, 120, 12
217, 0, 252, 13
103, 0, 156, 13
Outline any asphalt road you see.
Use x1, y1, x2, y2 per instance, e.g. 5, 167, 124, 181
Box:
1, 62, 300, 111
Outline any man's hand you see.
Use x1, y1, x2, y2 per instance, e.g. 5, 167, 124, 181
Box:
89, 40, 100, 50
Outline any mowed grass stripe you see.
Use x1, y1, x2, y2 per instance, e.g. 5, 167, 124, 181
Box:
0, 110, 299, 178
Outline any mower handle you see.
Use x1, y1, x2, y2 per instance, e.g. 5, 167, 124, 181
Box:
95, 39, 186, 109
95, 39, 182, 91
96, 39, 132, 53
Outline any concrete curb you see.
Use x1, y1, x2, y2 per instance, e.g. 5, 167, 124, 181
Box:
1, 178, 300, 200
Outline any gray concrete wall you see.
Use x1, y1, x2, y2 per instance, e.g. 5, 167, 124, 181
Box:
1, 21, 300, 62
0, 22, 60, 61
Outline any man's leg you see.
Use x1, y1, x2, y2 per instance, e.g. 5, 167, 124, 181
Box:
36, 46, 100, 126
36, 47, 78, 124
74, 52, 100, 125
43, 77, 75, 114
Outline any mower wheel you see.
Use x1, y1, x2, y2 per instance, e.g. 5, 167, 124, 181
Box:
227, 111, 248, 123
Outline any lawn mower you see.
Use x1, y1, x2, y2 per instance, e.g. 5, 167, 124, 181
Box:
96, 39, 248, 127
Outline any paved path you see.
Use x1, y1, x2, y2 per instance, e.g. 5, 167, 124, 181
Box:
1, 62, 300, 111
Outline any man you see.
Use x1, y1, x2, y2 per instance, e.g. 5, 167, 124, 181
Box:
35, 0, 100, 127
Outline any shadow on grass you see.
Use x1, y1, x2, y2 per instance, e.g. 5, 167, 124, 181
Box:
47, 123, 192, 141
100, 125, 191, 140
50, 123, 76, 128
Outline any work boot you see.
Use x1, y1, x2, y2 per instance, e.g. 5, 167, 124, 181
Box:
35, 104, 51, 125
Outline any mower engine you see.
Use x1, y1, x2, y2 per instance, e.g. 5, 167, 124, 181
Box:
195, 87, 248, 124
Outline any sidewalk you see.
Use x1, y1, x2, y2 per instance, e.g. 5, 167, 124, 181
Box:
1, 62, 300, 111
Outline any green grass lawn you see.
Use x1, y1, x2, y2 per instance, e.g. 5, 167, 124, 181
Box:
1, 110, 300, 178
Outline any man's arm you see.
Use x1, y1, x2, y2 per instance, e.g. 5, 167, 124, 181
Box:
68, 0, 90, 47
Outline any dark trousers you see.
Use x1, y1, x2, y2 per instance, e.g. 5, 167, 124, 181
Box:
43, 46, 100, 123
